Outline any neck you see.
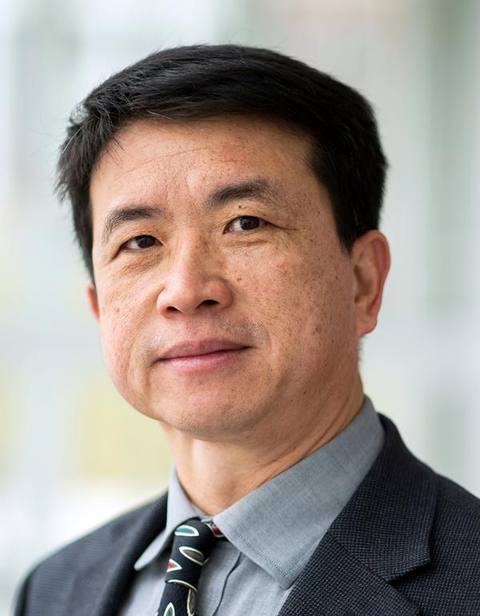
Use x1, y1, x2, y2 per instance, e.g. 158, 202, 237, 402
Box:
163, 377, 365, 515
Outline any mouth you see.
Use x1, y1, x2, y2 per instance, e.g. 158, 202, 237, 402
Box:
158, 340, 250, 373
162, 340, 247, 359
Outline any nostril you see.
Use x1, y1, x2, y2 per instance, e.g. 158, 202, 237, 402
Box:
157, 278, 233, 316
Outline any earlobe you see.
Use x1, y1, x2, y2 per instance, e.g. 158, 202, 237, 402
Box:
352, 231, 390, 338
86, 282, 100, 320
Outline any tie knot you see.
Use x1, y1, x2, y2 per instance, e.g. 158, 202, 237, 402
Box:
158, 519, 224, 616
166, 518, 223, 583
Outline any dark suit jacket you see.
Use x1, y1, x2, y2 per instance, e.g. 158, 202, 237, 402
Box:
14, 416, 480, 615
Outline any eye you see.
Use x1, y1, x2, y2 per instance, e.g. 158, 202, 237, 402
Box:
226, 216, 266, 232
122, 235, 160, 250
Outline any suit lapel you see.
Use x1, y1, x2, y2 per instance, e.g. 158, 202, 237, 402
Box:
279, 416, 436, 615
66, 494, 168, 616
278, 534, 420, 615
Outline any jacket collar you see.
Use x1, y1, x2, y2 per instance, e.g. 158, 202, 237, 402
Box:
278, 415, 436, 615
329, 414, 435, 580
68, 494, 168, 616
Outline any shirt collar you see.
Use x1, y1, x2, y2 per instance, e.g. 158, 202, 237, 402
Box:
134, 468, 202, 569
134, 396, 384, 588
214, 396, 384, 588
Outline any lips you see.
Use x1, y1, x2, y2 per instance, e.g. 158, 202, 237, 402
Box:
160, 340, 248, 361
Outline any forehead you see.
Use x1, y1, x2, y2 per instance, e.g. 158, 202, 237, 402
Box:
91, 116, 314, 195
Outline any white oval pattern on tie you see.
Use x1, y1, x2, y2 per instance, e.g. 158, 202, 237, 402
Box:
162, 602, 175, 616
187, 588, 196, 616
174, 525, 200, 537
179, 546, 206, 566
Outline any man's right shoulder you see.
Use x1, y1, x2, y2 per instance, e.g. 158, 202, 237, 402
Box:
14, 493, 168, 616
40, 495, 164, 569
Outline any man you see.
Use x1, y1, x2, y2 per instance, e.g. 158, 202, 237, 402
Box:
15, 45, 480, 615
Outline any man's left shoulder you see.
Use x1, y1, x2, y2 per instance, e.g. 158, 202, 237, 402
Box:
431, 471, 480, 555
378, 417, 480, 611
315, 417, 480, 615
389, 470, 480, 614
381, 414, 480, 559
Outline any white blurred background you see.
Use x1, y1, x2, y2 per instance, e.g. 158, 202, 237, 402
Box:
2, 0, 480, 612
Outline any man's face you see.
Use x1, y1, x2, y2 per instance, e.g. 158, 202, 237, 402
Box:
89, 116, 370, 443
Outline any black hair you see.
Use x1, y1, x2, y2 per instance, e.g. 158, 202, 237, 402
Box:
57, 44, 387, 279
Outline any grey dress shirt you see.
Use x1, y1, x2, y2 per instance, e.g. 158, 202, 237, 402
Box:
120, 397, 384, 615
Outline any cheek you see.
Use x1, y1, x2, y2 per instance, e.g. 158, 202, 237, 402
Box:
252, 250, 354, 357
97, 280, 151, 374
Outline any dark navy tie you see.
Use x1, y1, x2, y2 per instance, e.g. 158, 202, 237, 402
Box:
156, 518, 224, 616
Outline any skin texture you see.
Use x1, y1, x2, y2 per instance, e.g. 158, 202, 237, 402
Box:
88, 116, 390, 513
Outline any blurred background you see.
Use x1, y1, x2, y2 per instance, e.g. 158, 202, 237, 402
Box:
2, 0, 480, 612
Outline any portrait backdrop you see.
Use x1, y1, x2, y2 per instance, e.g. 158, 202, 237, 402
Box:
1, 0, 480, 613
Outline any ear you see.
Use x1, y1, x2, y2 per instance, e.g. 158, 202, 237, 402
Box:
86, 281, 100, 321
351, 230, 390, 338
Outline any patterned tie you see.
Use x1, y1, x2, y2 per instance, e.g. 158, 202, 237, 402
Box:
156, 518, 224, 616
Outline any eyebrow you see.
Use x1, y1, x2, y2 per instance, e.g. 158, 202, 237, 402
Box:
100, 178, 282, 244
205, 178, 281, 210
101, 206, 163, 245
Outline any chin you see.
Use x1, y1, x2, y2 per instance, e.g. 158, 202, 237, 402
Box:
142, 396, 267, 441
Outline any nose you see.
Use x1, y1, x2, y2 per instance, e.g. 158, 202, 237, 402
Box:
156, 237, 234, 316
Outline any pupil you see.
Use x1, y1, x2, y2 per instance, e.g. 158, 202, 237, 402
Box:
136, 235, 155, 248
240, 217, 259, 230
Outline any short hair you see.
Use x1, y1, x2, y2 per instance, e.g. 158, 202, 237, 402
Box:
57, 44, 387, 279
